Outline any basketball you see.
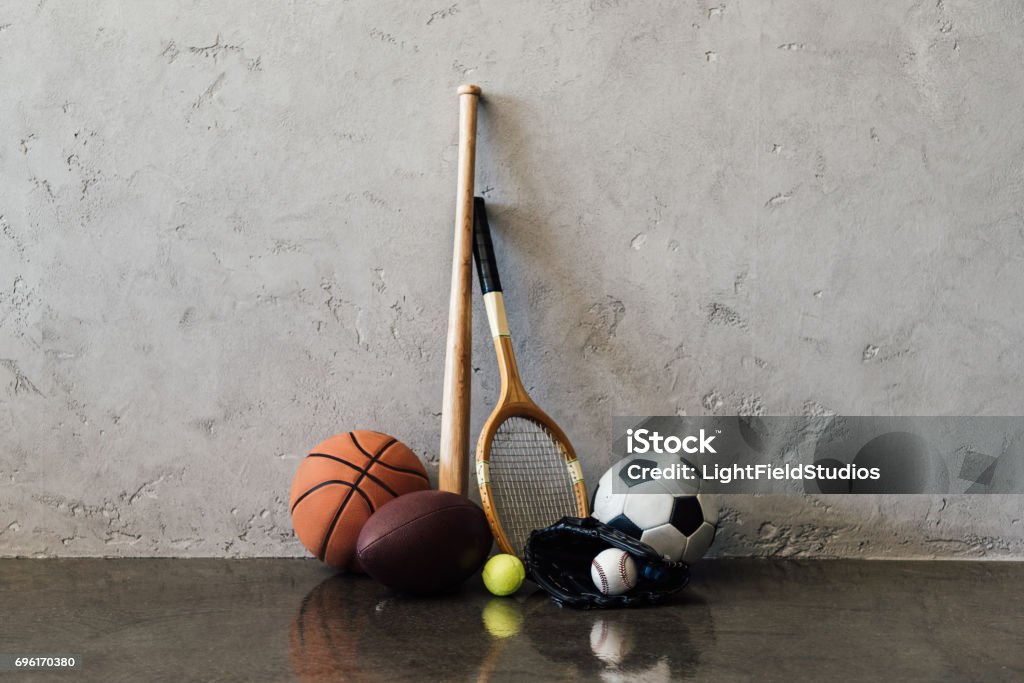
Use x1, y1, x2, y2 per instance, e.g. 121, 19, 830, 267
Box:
290, 431, 430, 571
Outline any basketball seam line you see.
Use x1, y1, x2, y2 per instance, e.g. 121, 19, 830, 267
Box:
370, 458, 430, 481
291, 480, 370, 514
295, 592, 313, 647
306, 453, 402, 498
316, 433, 397, 562
351, 434, 396, 461
308, 450, 428, 481
592, 559, 609, 594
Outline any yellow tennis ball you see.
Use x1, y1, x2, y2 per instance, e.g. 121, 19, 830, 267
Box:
482, 554, 526, 596
482, 599, 523, 639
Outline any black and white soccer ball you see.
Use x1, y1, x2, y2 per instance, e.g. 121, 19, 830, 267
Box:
590, 457, 718, 565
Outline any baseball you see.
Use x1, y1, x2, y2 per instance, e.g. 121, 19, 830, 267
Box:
590, 548, 638, 596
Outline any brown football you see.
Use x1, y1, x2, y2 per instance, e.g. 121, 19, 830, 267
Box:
356, 490, 492, 595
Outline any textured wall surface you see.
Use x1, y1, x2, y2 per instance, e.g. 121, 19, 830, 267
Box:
2, 1, 1023, 559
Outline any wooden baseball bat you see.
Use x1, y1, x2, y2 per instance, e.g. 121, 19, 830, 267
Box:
439, 84, 481, 495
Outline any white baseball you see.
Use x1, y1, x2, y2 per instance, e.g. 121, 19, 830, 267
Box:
591, 548, 638, 596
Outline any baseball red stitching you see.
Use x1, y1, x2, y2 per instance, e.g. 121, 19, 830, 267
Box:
592, 559, 609, 594
618, 551, 631, 589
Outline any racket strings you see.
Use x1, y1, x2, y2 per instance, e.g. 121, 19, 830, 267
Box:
487, 416, 580, 555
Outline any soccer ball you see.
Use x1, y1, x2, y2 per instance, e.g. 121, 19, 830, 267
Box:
591, 457, 718, 565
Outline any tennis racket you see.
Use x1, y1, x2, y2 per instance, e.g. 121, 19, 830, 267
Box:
472, 197, 589, 557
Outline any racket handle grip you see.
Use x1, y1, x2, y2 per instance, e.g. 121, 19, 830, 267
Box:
472, 197, 503, 294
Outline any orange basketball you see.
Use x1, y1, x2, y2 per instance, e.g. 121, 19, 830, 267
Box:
290, 431, 430, 571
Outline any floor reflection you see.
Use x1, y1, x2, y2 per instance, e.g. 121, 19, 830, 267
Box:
289, 574, 717, 681
289, 574, 497, 681
4, 558, 1014, 681
519, 593, 715, 682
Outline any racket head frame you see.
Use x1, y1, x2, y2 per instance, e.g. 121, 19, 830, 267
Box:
471, 198, 589, 556
476, 396, 590, 557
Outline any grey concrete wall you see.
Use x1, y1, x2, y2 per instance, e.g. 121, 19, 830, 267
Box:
2, 1, 1023, 559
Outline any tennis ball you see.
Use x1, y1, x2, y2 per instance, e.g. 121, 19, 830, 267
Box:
482, 599, 523, 638
482, 554, 526, 596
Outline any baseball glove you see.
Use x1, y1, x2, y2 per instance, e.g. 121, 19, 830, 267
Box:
524, 516, 689, 609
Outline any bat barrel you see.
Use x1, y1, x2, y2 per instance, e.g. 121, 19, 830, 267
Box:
439, 84, 482, 496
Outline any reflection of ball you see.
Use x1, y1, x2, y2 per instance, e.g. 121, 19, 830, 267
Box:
482, 554, 526, 596
289, 576, 369, 681
591, 462, 718, 564
589, 618, 635, 667
482, 599, 524, 639
525, 597, 705, 679
591, 549, 637, 596
290, 431, 430, 571
291, 574, 493, 681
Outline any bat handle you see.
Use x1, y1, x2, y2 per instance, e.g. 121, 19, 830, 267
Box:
439, 84, 482, 496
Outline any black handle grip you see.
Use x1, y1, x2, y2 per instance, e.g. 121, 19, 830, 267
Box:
472, 197, 502, 294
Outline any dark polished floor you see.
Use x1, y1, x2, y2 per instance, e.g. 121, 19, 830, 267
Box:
0, 558, 1022, 682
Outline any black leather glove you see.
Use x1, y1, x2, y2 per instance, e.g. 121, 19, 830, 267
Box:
524, 516, 689, 609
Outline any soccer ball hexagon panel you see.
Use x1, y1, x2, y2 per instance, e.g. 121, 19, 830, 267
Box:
640, 523, 688, 562
591, 462, 719, 564
622, 490, 678, 531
